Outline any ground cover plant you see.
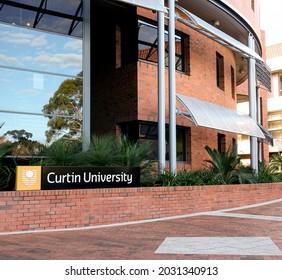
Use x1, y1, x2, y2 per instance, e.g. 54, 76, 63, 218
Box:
153, 146, 282, 186
0, 146, 15, 191
1, 136, 282, 190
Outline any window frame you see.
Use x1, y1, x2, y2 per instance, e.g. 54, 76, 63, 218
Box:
217, 133, 226, 153
216, 52, 225, 90
121, 121, 188, 162
138, 19, 188, 73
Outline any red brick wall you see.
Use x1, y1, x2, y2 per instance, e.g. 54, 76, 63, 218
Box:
0, 183, 281, 233
91, 63, 138, 134
92, 2, 269, 170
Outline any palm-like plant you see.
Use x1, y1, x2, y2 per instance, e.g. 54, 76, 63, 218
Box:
0, 146, 15, 190
204, 145, 256, 184
77, 134, 121, 166
270, 153, 282, 173
205, 145, 240, 184
41, 139, 82, 166
119, 135, 152, 167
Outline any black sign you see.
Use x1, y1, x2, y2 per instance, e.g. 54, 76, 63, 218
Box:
41, 166, 140, 190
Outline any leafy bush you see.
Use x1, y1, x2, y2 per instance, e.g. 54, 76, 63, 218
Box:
257, 161, 282, 183
0, 147, 15, 191
40, 134, 153, 169
154, 169, 222, 186
204, 145, 256, 184
40, 139, 82, 166
76, 134, 120, 167
269, 153, 282, 173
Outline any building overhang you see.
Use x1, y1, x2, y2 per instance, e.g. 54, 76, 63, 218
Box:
176, 94, 267, 139
175, 4, 271, 91
176, 0, 262, 54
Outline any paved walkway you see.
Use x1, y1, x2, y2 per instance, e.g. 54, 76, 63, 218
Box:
0, 198, 281, 260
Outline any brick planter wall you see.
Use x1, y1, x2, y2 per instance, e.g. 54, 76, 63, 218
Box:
0, 183, 282, 233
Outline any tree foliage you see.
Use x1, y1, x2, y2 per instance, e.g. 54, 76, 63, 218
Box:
4, 129, 43, 156
42, 72, 83, 143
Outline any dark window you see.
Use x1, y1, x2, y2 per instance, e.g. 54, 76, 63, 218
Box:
251, 0, 255, 11
231, 66, 235, 99
138, 20, 189, 73
232, 138, 237, 147
216, 52, 224, 90
116, 24, 122, 68
217, 133, 226, 153
121, 121, 188, 161
280, 73, 282, 96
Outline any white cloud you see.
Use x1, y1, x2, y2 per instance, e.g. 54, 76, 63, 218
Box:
30, 35, 48, 47
64, 40, 82, 51
0, 31, 47, 47
0, 54, 19, 64
34, 52, 82, 69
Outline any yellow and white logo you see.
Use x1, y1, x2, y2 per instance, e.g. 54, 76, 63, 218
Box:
16, 166, 41, 191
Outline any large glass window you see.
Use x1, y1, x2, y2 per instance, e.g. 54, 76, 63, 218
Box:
0, 24, 82, 76
0, 17, 83, 155
138, 20, 188, 73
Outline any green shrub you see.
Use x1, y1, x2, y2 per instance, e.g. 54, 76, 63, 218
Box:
269, 153, 282, 173
257, 161, 282, 183
40, 139, 82, 166
204, 145, 256, 184
0, 147, 15, 191
76, 134, 120, 167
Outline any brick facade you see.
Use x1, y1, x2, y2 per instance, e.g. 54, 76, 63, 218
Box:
90, 1, 269, 171
0, 183, 281, 233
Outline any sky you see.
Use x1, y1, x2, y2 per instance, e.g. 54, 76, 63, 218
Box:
259, 0, 282, 46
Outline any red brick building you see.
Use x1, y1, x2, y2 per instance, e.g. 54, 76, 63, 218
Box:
91, 0, 271, 171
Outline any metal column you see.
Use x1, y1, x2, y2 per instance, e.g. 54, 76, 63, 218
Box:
82, 0, 91, 151
257, 84, 262, 162
158, 3, 166, 174
248, 34, 258, 172
168, 0, 177, 174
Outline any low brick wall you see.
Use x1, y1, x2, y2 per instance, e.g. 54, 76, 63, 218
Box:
0, 183, 282, 233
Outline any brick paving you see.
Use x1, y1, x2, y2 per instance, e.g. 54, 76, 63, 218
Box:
0, 199, 281, 260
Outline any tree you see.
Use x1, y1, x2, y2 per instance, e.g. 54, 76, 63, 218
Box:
42, 72, 83, 143
4, 129, 43, 156
5, 129, 32, 142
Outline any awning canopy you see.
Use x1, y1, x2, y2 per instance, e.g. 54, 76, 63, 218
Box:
257, 123, 274, 146
176, 94, 266, 139
116, 0, 167, 13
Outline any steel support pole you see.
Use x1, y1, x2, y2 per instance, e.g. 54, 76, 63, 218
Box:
82, 0, 91, 151
158, 5, 166, 174
248, 34, 258, 172
257, 85, 262, 162
168, 0, 177, 174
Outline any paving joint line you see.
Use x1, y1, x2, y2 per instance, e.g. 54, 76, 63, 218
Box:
205, 212, 282, 222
